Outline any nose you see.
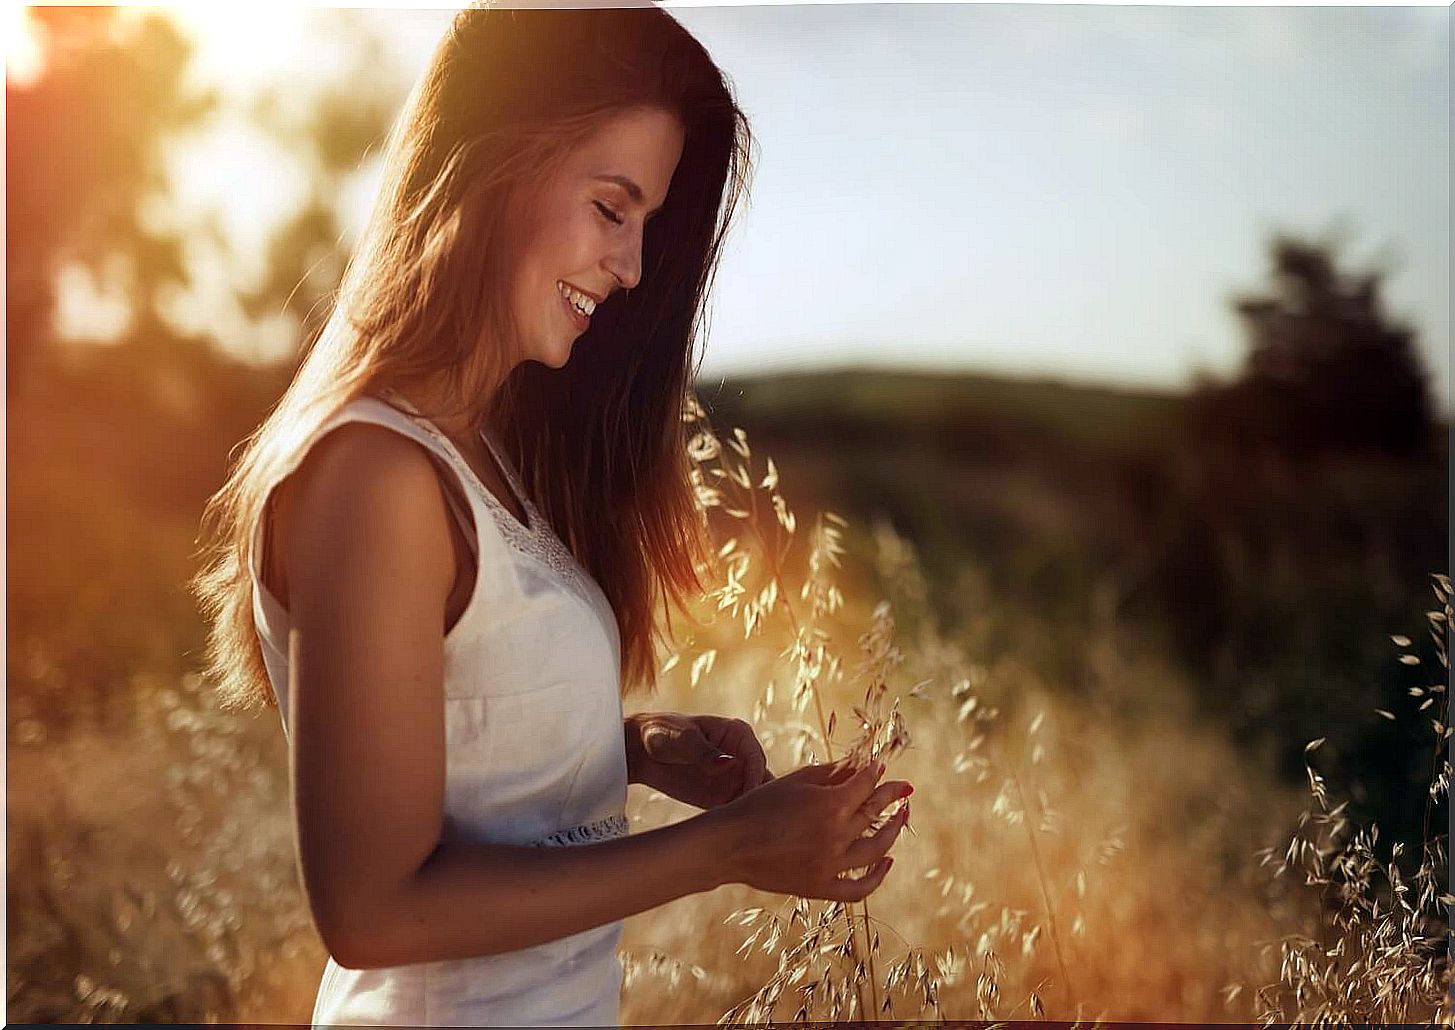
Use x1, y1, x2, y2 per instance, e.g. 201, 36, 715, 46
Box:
603, 227, 644, 293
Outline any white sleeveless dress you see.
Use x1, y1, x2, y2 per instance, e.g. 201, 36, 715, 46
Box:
247, 390, 630, 1027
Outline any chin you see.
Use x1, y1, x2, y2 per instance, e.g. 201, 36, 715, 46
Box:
529, 343, 573, 370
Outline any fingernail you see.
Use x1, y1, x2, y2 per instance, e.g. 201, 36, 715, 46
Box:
884, 856, 895, 870
899, 784, 914, 799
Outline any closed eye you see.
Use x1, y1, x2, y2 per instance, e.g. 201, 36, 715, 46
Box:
593, 201, 624, 226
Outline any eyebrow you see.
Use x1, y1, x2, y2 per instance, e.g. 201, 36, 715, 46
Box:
591, 173, 665, 219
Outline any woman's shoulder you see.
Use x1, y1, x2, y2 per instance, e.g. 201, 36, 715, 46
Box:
269, 393, 432, 468
272, 394, 457, 509
261, 415, 460, 611
293, 418, 443, 499
279, 391, 448, 498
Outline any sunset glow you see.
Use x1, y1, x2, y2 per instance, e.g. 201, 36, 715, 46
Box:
4, 4, 44, 85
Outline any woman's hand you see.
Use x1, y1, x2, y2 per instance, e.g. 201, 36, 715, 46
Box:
711, 758, 912, 901
626, 712, 774, 809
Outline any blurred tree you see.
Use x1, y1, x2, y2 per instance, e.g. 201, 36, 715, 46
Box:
1155, 228, 1446, 863
1187, 229, 1435, 458
6, 9, 218, 391
8, 10, 413, 722
237, 11, 407, 357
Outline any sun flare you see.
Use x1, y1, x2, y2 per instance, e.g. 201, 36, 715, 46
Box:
4, 3, 44, 85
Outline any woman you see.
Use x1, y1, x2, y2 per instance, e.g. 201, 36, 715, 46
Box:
191, 4, 911, 1026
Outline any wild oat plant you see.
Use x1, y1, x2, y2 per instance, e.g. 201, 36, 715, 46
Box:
672, 394, 927, 1023
1247, 574, 1452, 1025
637, 397, 1128, 1023
619, 395, 1453, 1026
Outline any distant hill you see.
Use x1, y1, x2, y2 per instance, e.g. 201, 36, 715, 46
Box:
696, 366, 1187, 464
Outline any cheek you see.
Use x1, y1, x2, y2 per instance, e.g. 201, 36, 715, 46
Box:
504, 196, 594, 304
547, 203, 600, 263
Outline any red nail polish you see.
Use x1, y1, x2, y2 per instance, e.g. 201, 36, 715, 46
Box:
900, 783, 914, 799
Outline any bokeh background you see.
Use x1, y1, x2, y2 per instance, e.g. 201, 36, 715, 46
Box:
7, 3, 1449, 1022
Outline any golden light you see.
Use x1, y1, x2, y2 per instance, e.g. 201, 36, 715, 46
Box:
4, 3, 45, 86
160, 4, 321, 96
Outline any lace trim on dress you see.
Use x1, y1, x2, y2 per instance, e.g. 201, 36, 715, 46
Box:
530, 812, 630, 848
474, 431, 603, 613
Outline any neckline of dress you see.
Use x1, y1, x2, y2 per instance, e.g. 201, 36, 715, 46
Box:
376, 389, 537, 537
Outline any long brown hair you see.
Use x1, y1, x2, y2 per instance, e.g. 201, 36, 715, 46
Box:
189, 2, 755, 711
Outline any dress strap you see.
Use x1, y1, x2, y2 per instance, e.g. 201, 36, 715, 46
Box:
248, 394, 518, 725
478, 425, 536, 525
377, 388, 535, 536
421, 450, 479, 562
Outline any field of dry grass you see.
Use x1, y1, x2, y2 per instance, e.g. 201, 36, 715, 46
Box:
618, 563, 1310, 1023
615, 403, 1450, 1023
8, 397, 1449, 1025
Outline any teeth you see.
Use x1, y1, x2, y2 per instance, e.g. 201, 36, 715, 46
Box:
557, 281, 595, 317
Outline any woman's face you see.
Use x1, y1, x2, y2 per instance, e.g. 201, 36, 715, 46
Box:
505, 105, 685, 370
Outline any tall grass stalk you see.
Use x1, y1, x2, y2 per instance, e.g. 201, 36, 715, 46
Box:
679, 398, 923, 1022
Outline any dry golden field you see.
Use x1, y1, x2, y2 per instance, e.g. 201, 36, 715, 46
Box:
9, 401, 1448, 1025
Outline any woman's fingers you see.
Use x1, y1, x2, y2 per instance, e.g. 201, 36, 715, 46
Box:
795, 758, 856, 786
829, 758, 885, 805
820, 855, 894, 902
841, 802, 909, 870
735, 731, 768, 789
848, 780, 912, 837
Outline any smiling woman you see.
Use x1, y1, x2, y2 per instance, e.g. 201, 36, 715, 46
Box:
187, 4, 909, 1029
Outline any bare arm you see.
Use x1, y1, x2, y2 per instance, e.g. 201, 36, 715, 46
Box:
278, 423, 906, 971
371, 814, 732, 967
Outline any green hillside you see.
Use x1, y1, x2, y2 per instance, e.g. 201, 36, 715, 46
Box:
699, 366, 1185, 462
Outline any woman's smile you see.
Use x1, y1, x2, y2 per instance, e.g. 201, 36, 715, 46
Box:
561, 287, 589, 331
557, 281, 592, 332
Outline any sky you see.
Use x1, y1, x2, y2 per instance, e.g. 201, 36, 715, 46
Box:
37, 2, 1452, 411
